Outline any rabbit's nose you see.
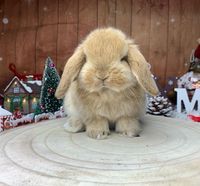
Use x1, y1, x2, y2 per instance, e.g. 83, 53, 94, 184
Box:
96, 75, 109, 81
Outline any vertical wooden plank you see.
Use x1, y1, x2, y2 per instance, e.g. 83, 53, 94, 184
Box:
2, 32, 16, 69
3, 0, 20, 31
0, 35, 6, 93
0, 32, 16, 92
98, 0, 116, 27
78, 0, 98, 41
0, 76, 7, 93
59, 0, 78, 24
149, 0, 168, 86
165, 0, 181, 79
0, 0, 4, 33
39, 0, 58, 25
179, 0, 195, 75
0, 36, 4, 63
116, 0, 131, 36
131, 0, 151, 60
20, 0, 38, 28
57, 24, 78, 74
16, 29, 36, 74
36, 25, 57, 73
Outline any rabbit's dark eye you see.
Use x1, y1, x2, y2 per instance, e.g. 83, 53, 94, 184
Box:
120, 56, 128, 62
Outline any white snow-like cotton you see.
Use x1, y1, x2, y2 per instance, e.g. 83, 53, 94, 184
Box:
27, 80, 42, 86
20, 81, 33, 93
0, 106, 12, 116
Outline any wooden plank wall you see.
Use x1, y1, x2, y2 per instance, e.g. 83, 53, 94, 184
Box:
0, 0, 200, 93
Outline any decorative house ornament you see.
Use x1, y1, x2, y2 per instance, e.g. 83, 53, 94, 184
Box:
4, 76, 42, 114
175, 88, 200, 113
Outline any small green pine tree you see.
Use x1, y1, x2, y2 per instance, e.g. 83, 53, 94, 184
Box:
35, 57, 63, 114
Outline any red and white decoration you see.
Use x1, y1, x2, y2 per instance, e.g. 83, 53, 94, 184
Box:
0, 106, 12, 131
0, 106, 66, 133
0, 117, 3, 132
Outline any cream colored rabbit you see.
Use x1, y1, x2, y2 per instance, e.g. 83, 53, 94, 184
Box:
55, 28, 159, 139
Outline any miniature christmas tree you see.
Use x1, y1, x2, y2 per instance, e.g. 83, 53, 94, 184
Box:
35, 57, 63, 114
147, 95, 173, 117
34, 102, 43, 115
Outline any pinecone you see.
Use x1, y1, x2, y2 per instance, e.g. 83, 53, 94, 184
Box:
147, 95, 173, 117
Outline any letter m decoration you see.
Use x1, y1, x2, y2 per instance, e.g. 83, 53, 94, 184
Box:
175, 88, 200, 113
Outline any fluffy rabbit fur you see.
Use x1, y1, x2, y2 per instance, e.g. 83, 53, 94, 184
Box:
55, 28, 158, 139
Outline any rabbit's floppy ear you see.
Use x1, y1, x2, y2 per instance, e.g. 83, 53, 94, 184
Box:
127, 43, 159, 96
55, 45, 85, 99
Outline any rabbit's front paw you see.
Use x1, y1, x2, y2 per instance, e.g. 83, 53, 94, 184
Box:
64, 117, 84, 133
86, 129, 110, 139
86, 119, 110, 139
116, 117, 141, 137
